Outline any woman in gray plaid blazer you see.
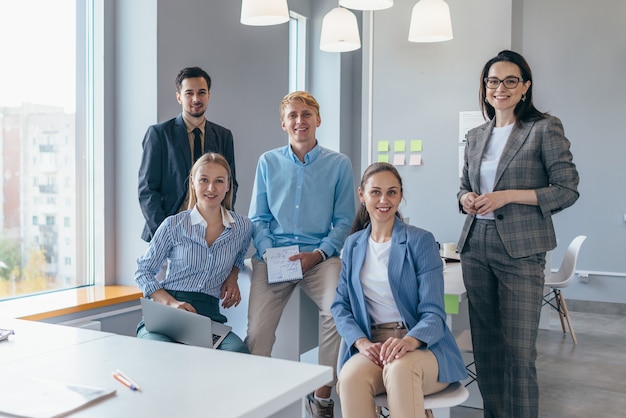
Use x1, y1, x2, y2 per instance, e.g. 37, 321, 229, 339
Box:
457, 50, 579, 418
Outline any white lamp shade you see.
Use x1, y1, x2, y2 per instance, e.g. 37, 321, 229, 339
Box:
241, 0, 290, 26
408, 0, 453, 43
339, 0, 393, 11
320, 7, 361, 52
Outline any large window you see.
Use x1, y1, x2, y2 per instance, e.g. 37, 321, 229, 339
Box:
0, 0, 93, 299
289, 11, 307, 92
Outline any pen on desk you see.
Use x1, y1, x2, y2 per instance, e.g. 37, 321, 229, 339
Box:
115, 369, 142, 391
112, 370, 141, 392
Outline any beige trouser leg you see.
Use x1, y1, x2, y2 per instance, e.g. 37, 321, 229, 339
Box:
245, 257, 342, 384
337, 328, 448, 418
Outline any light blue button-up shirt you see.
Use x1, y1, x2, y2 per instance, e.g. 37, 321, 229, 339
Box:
135, 206, 252, 298
249, 143, 356, 259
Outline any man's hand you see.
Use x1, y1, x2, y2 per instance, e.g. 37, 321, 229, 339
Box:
289, 251, 323, 274
220, 268, 241, 308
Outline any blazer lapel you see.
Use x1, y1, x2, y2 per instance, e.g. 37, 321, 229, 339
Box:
387, 220, 407, 291
175, 115, 193, 174
471, 120, 494, 194
204, 120, 216, 153
494, 120, 534, 186
352, 228, 370, 327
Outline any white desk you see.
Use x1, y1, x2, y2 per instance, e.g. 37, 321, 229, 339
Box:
0, 317, 112, 364
0, 319, 332, 418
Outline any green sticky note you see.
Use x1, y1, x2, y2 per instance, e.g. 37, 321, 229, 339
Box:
378, 140, 389, 152
411, 140, 423, 152
394, 140, 406, 152
444, 294, 459, 315
377, 154, 389, 163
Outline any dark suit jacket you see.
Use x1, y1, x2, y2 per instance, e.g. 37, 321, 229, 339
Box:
457, 115, 579, 258
138, 114, 237, 242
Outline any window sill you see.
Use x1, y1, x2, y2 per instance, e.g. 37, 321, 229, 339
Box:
0, 286, 142, 321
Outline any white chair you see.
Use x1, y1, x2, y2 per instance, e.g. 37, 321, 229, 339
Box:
375, 382, 469, 418
542, 235, 587, 345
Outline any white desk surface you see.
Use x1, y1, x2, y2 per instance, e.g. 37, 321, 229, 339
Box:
0, 320, 332, 418
0, 317, 112, 365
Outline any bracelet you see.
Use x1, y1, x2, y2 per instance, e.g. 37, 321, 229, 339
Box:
313, 248, 328, 261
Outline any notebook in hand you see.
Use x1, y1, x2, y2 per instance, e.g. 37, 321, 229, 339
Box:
140, 297, 231, 349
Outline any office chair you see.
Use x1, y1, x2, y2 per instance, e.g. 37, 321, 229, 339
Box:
542, 235, 587, 345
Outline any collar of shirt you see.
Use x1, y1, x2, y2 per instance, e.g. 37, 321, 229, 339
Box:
181, 114, 206, 136
287, 141, 321, 165
190, 205, 234, 229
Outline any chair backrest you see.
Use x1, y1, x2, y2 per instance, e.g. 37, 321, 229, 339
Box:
547, 235, 587, 286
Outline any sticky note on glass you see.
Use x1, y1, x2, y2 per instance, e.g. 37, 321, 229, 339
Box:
393, 154, 405, 166
378, 154, 389, 163
410, 140, 423, 152
394, 140, 406, 152
409, 154, 422, 166
378, 140, 389, 152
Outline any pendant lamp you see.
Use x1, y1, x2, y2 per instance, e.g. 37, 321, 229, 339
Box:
339, 0, 393, 11
408, 0, 453, 43
320, 7, 361, 52
240, 0, 290, 26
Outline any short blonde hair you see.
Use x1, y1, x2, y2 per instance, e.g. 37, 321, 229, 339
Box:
279, 91, 320, 120
187, 153, 233, 210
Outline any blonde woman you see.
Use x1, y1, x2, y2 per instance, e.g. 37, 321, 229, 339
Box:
135, 153, 251, 352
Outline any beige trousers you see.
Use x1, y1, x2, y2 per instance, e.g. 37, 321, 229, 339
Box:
245, 257, 342, 384
337, 328, 448, 418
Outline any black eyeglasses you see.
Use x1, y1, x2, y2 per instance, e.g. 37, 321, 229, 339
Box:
484, 77, 523, 89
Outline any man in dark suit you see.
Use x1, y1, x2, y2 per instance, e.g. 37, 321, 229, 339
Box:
138, 67, 237, 242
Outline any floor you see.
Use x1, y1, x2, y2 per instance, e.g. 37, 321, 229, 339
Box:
451, 310, 626, 418
314, 310, 626, 418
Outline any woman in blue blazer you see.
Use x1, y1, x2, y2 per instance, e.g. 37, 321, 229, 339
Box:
332, 163, 466, 418
457, 50, 579, 418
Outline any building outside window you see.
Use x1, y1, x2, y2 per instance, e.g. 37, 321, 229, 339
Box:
0, 0, 94, 299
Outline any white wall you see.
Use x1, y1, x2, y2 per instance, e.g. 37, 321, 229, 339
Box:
110, 0, 626, 303
519, 0, 626, 300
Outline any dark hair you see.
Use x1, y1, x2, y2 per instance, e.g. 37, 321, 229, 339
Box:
479, 50, 546, 127
350, 162, 403, 234
175, 67, 212, 93
187, 153, 233, 211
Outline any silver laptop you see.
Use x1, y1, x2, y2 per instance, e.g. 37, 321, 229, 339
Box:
140, 297, 231, 349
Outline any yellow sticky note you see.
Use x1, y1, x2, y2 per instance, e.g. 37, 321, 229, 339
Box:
378, 140, 389, 152
393, 154, 405, 166
409, 154, 422, 166
378, 154, 390, 163
411, 140, 423, 152
394, 140, 406, 152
